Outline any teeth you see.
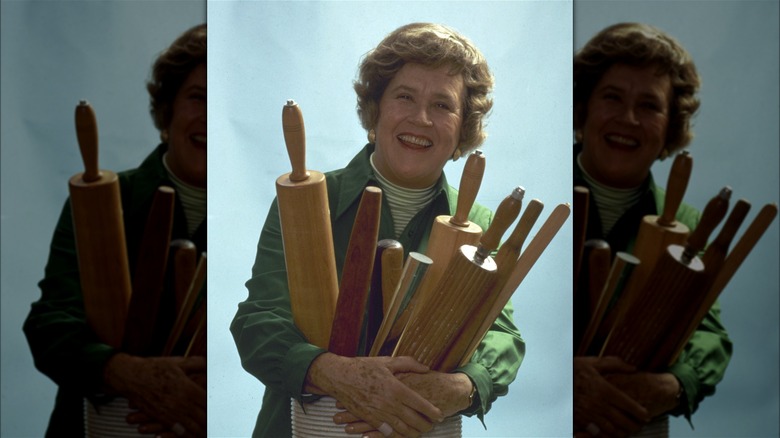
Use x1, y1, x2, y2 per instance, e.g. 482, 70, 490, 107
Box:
606, 134, 637, 147
398, 134, 432, 147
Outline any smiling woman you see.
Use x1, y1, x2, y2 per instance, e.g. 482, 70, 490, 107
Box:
230, 22, 524, 438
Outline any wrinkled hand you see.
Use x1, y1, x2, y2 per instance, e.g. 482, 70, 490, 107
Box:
573, 356, 649, 438
604, 372, 681, 418
305, 353, 443, 437
334, 371, 472, 437
103, 353, 206, 437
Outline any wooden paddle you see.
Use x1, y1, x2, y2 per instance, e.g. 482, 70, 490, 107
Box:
69, 100, 132, 348
276, 100, 339, 349
329, 186, 382, 356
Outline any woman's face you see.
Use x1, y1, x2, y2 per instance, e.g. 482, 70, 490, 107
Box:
373, 63, 465, 189
166, 63, 207, 188
580, 63, 672, 188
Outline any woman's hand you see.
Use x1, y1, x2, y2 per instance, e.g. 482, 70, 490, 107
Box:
306, 353, 443, 437
103, 353, 206, 437
604, 371, 681, 418
333, 370, 472, 437
573, 356, 650, 438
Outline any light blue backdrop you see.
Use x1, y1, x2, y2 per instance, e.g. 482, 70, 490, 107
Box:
575, 1, 780, 437
208, 1, 572, 437
0, 2, 205, 437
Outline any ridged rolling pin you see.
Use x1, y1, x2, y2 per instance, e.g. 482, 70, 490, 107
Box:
123, 186, 176, 355
602, 187, 731, 369
619, 151, 693, 308
329, 186, 382, 356
276, 100, 339, 349
68, 100, 132, 348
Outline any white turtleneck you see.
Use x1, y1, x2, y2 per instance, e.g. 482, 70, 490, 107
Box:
576, 153, 643, 236
163, 152, 206, 237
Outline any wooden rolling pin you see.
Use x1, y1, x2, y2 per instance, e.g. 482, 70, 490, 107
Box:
619, 151, 693, 310
666, 201, 776, 366
276, 100, 339, 349
170, 239, 197, 317
456, 202, 570, 368
573, 239, 610, 351
123, 186, 176, 355
329, 186, 382, 357
414, 150, 485, 311
163, 252, 206, 356
602, 187, 731, 369
394, 187, 524, 369
573, 186, 590, 295
69, 100, 132, 348
365, 239, 403, 354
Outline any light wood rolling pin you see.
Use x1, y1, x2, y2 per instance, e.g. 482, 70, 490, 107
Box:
394, 188, 524, 369
457, 202, 570, 368
601, 187, 730, 369
122, 186, 175, 355
69, 100, 132, 348
329, 186, 382, 357
369, 252, 432, 357
414, 150, 485, 309
365, 239, 403, 354
619, 151, 693, 308
666, 201, 777, 366
573, 239, 610, 352
276, 100, 339, 349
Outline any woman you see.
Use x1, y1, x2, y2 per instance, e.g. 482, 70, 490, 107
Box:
24, 23, 207, 437
572, 23, 732, 437
231, 22, 525, 437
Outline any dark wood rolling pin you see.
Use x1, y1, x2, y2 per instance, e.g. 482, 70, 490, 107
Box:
123, 186, 176, 355
276, 100, 339, 349
329, 186, 382, 357
69, 100, 132, 348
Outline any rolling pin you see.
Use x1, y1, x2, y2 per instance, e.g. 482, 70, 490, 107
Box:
414, 150, 485, 311
573, 239, 610, 351
69, 100, 132, 348
329, 186, 382, 356
163, 252, 206, 356
602, 187, 731, 369
573, 186, 590, 295
365, 239, 403, 354
394, 187, 524, 369
170, 239, 197, 317
619, 151, 693, 308
456, 202, 570, 368
122, 186, 176, 355
276, 100, 339, 349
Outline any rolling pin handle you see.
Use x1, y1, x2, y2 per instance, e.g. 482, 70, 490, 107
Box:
282, 100, 310, 182
475, 186, 525, 264
450, 150, 485, 227
681, 186, 731, 265
75, 100, 101, 183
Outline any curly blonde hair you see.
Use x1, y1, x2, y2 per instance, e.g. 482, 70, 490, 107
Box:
354, 23, 493, 154
147, 23, 207, 134
574, 22, 700, 155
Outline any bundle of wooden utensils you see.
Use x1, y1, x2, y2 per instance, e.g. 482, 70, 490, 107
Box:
278, 100, 569, 371
574, 150, 778, 370
69, 100, 206, 357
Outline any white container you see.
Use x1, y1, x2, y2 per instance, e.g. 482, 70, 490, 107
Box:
291, 396, 461, 438
84, 397, 148, 437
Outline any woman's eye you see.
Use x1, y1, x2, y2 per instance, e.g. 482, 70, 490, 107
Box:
397, 94, 412, 101
435, 102, 451, 111
190, 93, 206, 102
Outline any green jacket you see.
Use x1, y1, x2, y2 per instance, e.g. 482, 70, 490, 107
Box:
23, 144, 206, 436
573, 146, 732, 421
231, 144, 525, 437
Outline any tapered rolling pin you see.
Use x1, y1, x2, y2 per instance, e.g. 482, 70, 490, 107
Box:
276, 100, 339, 349
666, 201, 776, 366
457, 202, 570, 368
170, 239, 197, 316
619, 152, 693, 308
573, 239, 610, 352
369, 252, 432, 357
395, 188, 524, 369
436, 199, 543, 371
573, 186, 590, 295
365, 239, 403, 354
602, 187, 730, 369
414, 150, 485, 310
163, 252, 206, 356
123, 186, 176, 355
329, 186, 382, 357
69, 100, 132, 348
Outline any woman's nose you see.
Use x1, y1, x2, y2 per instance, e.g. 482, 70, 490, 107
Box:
410, 104, 433, 127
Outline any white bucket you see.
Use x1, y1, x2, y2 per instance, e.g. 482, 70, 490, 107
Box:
291, 396, 461, 437
84, 397, 149, 437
